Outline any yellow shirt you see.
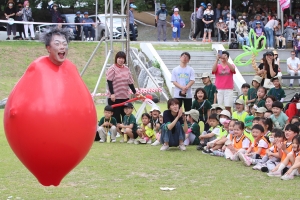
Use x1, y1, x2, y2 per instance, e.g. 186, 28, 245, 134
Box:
232, 111, 248, 123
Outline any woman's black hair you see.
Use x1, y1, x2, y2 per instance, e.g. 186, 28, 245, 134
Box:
262, 54, 275, 74
141, 113, 153, 130
272, 128, 285, 138
194, 88, 207, 100
222, 51, 229, 57
259, 118, 273, 132
252, 124, 264, 132
167, 98, 179, 109
285, 124, 300, 134
114, 51, 126, 64
290, 116, 300, 124
234, 121, 245, 130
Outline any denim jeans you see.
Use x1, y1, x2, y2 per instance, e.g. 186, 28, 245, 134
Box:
237, 35, 249, 46
160, 122, 185, 147
264, 27, 274, 48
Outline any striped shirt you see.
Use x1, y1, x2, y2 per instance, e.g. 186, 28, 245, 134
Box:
106, 64, 134, 99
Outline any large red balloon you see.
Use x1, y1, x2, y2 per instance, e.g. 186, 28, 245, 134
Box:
3, 56, 97, 186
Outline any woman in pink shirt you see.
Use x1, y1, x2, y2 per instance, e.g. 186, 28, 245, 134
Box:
212, 50, 235, 113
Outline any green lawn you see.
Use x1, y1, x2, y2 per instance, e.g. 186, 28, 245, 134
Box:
1, 104, 300, 199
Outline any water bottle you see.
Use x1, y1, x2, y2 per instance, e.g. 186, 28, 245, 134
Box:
124, 133, 128, 142
107, 131, 111, 143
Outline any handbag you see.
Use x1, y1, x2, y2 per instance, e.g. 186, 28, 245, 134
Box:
263, 78, 275, 89
180, 22, 184, 28
229, 42, 239, 49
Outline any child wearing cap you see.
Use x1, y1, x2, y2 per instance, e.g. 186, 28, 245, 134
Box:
201, 72, 217, 105
232, 99, 248, 123
238, 83, 250, 109
255, 107, 267, 118
270, 101, 289, 130
267, 76, 286, 102
192, 88, 212, 131
247, 76, 262, 105
97, 105, 118, 143
184, 109, 200, 146
244, 115, 254, 142
117, 102, 138, 144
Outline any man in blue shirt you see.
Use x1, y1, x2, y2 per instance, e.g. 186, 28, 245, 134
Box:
129, 4, 137, 41
155, 4, 168, 41
80, 11, 95, 41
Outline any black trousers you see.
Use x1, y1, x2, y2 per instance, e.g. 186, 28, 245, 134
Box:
193, 18, 204, 39
107, 98, 129, 124
175, 98, 192, 112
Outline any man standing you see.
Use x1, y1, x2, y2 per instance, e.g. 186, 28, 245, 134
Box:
156, 4, 168, 41
214, 3, 222, 22
80, 12, 95, 41
287, 51, 300, 87
192, 2, 206, 41
129, 4, 137, 41
171, 52, 195, 111
74, 11, 81, 40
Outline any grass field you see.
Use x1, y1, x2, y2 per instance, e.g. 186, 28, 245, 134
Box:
1, 41, 300, 199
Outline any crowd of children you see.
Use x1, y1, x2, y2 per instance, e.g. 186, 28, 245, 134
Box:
96, 69, 300, 181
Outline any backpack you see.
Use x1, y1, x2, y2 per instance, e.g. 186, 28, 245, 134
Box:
229, 42, 239, 49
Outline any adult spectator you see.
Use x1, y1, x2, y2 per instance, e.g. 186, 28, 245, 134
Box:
106, 51, 137, 124
171, 8, 185, 42
222, 5, 229, 21
214, 3, 222, 22
4, 0, 16, 40
261, 12, 268, 25
160, 98, 188, 151
80, 12, 95, 41
294, 37, 300, 57
50, 3, 62, 23
15, 2, 24, 40
171, 52, 195, 111
192, 2, 206, 41
155, 4, 168, 42
129, 4, 137, 41
265, 95, 276, 112
241, 12, 249, 24
256, 4, 263, 15
202, 3, 214, 42
212, 51, 236, 113
284, 17, 297, 28
74, 11, 82, 40
216, 16, 228, 42
251, 14, 265, 29
286, 51, 300, 87
274, 26, 286, 49
254, 21, 265, 48
236, 20, 249, 46
241, 0, 250, 13
294, 14, 300, 27
264, 15, 278, 50
257, 51, 278, 86
20, 1, 35, 40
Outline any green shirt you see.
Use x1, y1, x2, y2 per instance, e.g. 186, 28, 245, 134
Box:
247, 87, 257, 101
123, 114, 137, 132
204, 83, 217, 104
192, 99, 212, 121
267, 87, 286, 101
255, 99, 265, 107
191, 123, 200, 145
98, 117, 117, 128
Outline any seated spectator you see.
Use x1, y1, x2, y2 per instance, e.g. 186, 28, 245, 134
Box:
226, 16, 236, 36
251, 14, 265, 29
247, 76, 262, 105
255, 107, 267, 118
254, 21, 265, 48
257, 51, 278, 86
267, 76, 286, 102
274, 25, 285, 49
294, 14, 300, 27
183, 109, 200, 146
261, 12, 268, 25
222, 5, 230, 21
97, 105, 117, 143
136, 113, 155, 144
238, 83, 250, 108
265, 95, 276, 112
270, 101, 289, 130
241, 12, 248, 24
232, 99, 248, 122
80, 11, 95, 41
259, 117, 273, 136
293, 36, 300, 58
236, 20, 249, 46
253, 86, 266, 107
160, 98, 188, 151
284, 17, 297, 28
286, 50, 300, 87
216, 17, 228, 42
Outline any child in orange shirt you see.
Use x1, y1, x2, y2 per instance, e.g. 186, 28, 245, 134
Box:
239, 124, 270, 166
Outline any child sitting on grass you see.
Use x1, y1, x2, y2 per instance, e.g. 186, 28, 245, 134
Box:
244, 115, 254, 142
268, 135, 300, 179
258, 117, 273, 137
197, 113, 220, 151
267, 124, 299, 174
254, 86, 267, 108
238, 83, 250, 109
252, 128, 285, 171
224, 121, 251, 160
150, 107, 162, 146
267, 76, 286, 102
184, 109, 200, 146
97, 105, 118, 143
247, 75, 262, 105
239, 124, 270, 166
117, 102, 138, 144
232, 99, 248, 123
255, 107, 267, 118
136, 113, 155, 144
270, 101, 289, 130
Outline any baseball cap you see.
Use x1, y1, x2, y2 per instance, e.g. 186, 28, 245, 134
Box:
174, 8, 179, 12
185, 109, 199, 122
200, 2, 206, 7
124, 102, 134, 108
130, 4, 137, 8
245, 115, 254, 127
201, 72, 210, 78
219, 110, 231, 119
255, 107, 267, 113
76, 11, 81, 14
265, 51, 274, 56
256, 21, 261, 24
207, 3, 212, 6
161, 4, 166, 8
150, 107, 161, 113
235, 99, 244, 105
84, 11, 88, 15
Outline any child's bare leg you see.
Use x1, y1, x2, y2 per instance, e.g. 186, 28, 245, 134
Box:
211, 144, 223, 150
125, 128, 134, 139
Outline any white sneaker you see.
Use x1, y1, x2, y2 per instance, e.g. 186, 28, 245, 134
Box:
86, 37, 90, 41
99, 139, 104, 143
134, 140, 140, 145
151, 140, 160, 146
90, 37, 94, 41
252, 163, 262, 170
267, 171, 282, 177
116, 132, 121, 138
147, 139, 152, 144
160, 145, 169, 151
139, 138, 147, 144
127, 138, 134, 144
111, 139, 116, 143
281, 174, 294, 180
119, 138, 124, 143
179, 144, 186, 151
